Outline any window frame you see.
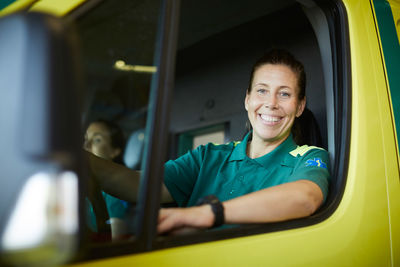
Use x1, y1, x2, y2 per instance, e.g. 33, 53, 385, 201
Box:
68, 0, 352, 260
64, 0, 181, 262
151, 0, 352, 251
133, 0, 181, 251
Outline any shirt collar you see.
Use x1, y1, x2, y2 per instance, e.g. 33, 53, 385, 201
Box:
229, 132, 251, 161
254, 134, 297, 167
229, 132, 298, 168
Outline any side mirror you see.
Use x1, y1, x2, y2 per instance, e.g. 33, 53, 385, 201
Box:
0, 12, 83, 266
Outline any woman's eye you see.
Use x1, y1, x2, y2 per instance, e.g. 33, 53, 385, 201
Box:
93, 137, 102, 144
279, 91, 290, 98
257, 89, 267, 94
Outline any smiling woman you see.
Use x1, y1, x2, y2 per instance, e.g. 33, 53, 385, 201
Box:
158, 49, 330, 233
245, 50, 306, 156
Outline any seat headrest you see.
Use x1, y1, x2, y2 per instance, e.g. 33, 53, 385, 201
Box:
123, 129, 145, 170
292, 108, 323, 147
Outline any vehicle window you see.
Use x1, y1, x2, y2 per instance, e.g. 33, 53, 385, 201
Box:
71, 0, 350, 259
75, 0, 162, 243
192, 127, 225, 149
170, 2, 328, 150
175, 124, 227, 157
156, 0, 349, 249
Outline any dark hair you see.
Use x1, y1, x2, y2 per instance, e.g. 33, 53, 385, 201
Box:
247, 49, 306, 100
94, 119, 126, 164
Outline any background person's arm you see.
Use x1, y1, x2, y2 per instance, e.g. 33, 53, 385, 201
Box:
87, 151, 173, 203
157, 179, 323, 233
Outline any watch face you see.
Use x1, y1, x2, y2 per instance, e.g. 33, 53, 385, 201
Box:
209, 197, 219, 204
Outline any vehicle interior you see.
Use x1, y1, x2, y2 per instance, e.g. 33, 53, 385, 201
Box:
75, 0, 349, 245
79, 0, 330, 152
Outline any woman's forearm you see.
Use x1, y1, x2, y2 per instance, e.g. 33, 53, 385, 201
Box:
223, 179, 323, 224
157, 180, 323, 233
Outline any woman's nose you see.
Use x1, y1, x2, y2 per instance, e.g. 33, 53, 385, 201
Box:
265, 95, 278, 109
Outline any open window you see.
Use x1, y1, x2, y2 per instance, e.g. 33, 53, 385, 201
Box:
154, 0, 350, 249
71, 0, 350, 259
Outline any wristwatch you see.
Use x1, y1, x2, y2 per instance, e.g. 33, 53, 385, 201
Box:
196, 195, 225, 228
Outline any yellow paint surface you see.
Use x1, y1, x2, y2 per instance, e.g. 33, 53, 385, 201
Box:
29, 0, 86, 16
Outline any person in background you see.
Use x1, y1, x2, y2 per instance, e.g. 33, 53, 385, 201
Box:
84, 119, 130, 240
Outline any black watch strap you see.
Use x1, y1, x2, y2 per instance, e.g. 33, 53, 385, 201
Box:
196, 195, 225, 228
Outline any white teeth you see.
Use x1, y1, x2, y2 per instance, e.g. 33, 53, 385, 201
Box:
260, 114, 280, 122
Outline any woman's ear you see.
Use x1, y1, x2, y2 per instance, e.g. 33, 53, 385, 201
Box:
296, 97, 306, 117
244, 93, 249, 111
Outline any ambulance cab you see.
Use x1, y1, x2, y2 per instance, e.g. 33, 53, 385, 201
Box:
0, 0, 399, 266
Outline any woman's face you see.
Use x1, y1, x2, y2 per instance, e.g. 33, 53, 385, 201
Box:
245, 64, 305, 145
84, 122, 121, 161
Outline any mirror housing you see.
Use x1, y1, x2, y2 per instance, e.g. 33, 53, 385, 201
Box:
0, 12, 83, 266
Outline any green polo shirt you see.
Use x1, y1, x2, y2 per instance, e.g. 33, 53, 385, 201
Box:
87, 192, 130, 232
164, 132, 330, 207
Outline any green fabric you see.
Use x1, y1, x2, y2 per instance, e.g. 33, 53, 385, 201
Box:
0, 0, 16, 11
102, 192, 130, 218
373, 0, 400, 149
164, 132, 330, 207
86, 198, 97, 232
86, 192, 130, 232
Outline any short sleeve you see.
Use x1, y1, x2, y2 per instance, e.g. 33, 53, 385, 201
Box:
164, 147, 203, 206
103, 192, 130, 219
288, 148, 331, 202
86, 193, 130, 232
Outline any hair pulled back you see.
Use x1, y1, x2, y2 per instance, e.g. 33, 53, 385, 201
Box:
247, 49, 306, 100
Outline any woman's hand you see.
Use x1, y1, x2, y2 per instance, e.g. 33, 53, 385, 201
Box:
157, 205, 215, 234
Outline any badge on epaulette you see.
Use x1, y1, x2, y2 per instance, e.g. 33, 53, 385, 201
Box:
305, 158, 327, 169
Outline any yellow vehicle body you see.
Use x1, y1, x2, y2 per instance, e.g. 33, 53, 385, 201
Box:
72, 0, 400, 265
0, 0, 85, 16
0, 0, 399, 266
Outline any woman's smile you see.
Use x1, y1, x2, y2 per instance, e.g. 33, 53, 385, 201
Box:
258, 114, 283, 125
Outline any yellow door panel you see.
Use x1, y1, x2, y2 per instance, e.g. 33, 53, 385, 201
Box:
29, 0, 86, 16
372, 0, 400, 265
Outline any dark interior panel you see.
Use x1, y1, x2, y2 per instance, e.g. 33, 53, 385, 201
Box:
171, 4, 327, 154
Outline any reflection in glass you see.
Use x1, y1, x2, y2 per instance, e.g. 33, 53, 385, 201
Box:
75, 0, 161, 243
